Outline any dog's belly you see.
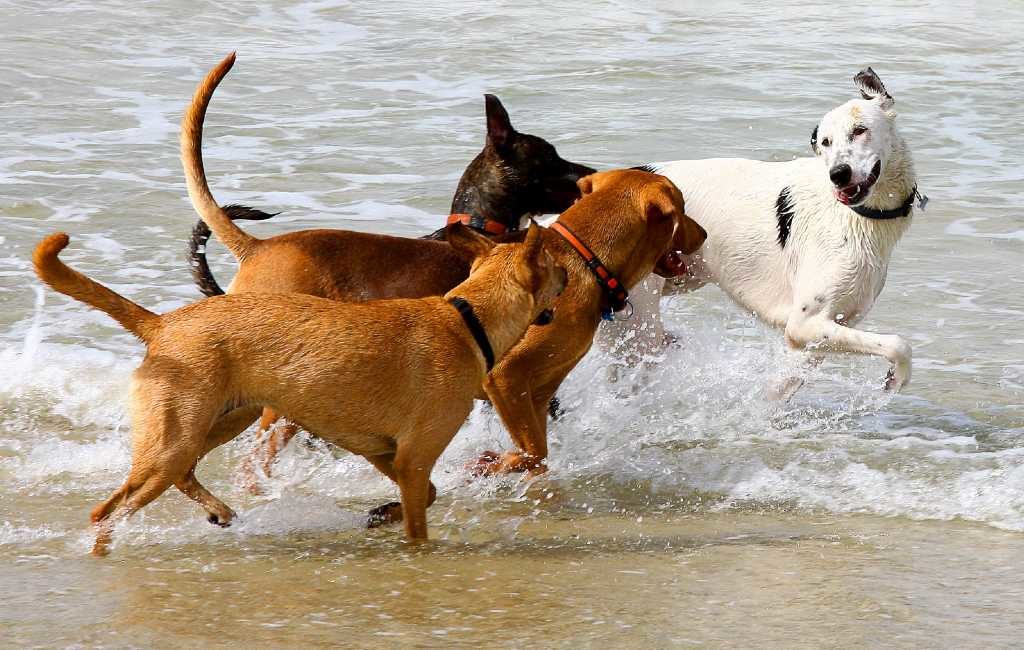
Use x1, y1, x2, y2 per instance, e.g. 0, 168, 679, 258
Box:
659, 158, 820, 327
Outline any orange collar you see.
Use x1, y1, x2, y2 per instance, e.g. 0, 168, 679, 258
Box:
446, 213, 510, 236
550, 221, 630, 321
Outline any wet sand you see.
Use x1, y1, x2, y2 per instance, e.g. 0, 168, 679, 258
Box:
4, 505, 1023, 648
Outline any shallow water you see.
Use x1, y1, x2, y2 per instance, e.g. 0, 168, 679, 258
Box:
2, 0, 1023, 646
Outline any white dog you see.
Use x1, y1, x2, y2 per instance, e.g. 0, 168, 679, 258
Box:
605, 68, 924, 395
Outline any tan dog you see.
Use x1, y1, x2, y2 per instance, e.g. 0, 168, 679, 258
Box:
477, 169, 707, 474
33, 223, 565, 555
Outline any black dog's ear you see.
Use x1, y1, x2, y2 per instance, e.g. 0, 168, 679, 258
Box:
810, 125, 819, 154
447, 222, 496, 262
484, 94, 515, 150
854, 67, 894, 109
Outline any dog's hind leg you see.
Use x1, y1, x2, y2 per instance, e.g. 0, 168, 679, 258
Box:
365, 452, 437, 529
390, 411, 468, 540
176, 468, 235, 527
258, 410, 299, 477
177, 404, 262, 525
767, 353, 825, 402
241, 407, 299, 494
91, 473, 176, 556
91, 383, 222, 555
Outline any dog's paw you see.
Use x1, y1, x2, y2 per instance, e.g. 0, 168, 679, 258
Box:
883, 360, 911, 392
467, 450, 501, 476
470, 450, 546, 476
367, 501, 403, 528
206, 510, 235, 528
884, 370, 909, 391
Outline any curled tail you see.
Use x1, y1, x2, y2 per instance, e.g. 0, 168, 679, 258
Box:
33, 233, 160, 343
181, 51, 259, 261
187, 204, 277, 297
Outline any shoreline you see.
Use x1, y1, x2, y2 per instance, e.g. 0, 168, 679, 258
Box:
4, 509, 1022, 647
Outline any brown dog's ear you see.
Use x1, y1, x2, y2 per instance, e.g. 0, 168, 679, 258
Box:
645, 179, 683, 224
577, 174, 596, 196
447, 222, 496, 261
523, 220, 543, 259
647, 180, 706, 254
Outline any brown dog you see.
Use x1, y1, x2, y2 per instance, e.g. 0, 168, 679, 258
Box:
232, 169, 706, 479
33, 223, 565, 555
477, 169, 707, 475
181, 54, 592, 479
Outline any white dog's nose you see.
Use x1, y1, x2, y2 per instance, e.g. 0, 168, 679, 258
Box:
829, 164, 852, 186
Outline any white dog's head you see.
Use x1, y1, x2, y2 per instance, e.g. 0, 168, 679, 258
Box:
811, 68, 898, 207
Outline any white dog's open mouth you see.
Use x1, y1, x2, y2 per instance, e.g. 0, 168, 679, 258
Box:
834, 160, 882, 206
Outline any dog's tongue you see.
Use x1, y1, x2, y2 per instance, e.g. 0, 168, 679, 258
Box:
658, 250, 687, 277
835, 184, 859, 205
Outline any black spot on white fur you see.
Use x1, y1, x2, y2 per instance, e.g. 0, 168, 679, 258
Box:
631, 163, 661, 174
776, 186, 795, 248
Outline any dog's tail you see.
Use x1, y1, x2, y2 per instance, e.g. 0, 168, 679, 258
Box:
33, 233, 161, 344
181, 52, 260, 261
187, 204, 278, 297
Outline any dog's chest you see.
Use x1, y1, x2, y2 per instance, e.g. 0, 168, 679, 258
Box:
793, 209, 906, 319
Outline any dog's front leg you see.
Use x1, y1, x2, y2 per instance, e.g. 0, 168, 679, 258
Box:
479, 374, 548, 475
766, 353, 824, 401
784, 314, 912, 391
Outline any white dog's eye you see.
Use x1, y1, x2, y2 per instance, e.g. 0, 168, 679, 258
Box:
821, 137, 832, 148
851, 125, 868, 138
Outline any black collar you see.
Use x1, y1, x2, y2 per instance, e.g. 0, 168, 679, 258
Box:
448, 297, 494, 371
850, 186, 921, 220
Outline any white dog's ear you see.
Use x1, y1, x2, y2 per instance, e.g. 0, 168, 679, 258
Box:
810, 125, 820, 154
854, 67, 894, 110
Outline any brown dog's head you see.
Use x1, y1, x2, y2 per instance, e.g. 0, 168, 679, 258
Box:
572, 169, 707, 287
447, 221, 567, 326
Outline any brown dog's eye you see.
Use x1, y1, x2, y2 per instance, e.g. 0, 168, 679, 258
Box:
851, 125, 868, 138
821, 137, 832, 148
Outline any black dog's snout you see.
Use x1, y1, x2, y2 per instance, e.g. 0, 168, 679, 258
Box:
829, 164, 852, 187
571, 162, 598, 179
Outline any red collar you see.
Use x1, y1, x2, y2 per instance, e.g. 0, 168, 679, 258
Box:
550, 221, 630, 321
446, 213, 509, 236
